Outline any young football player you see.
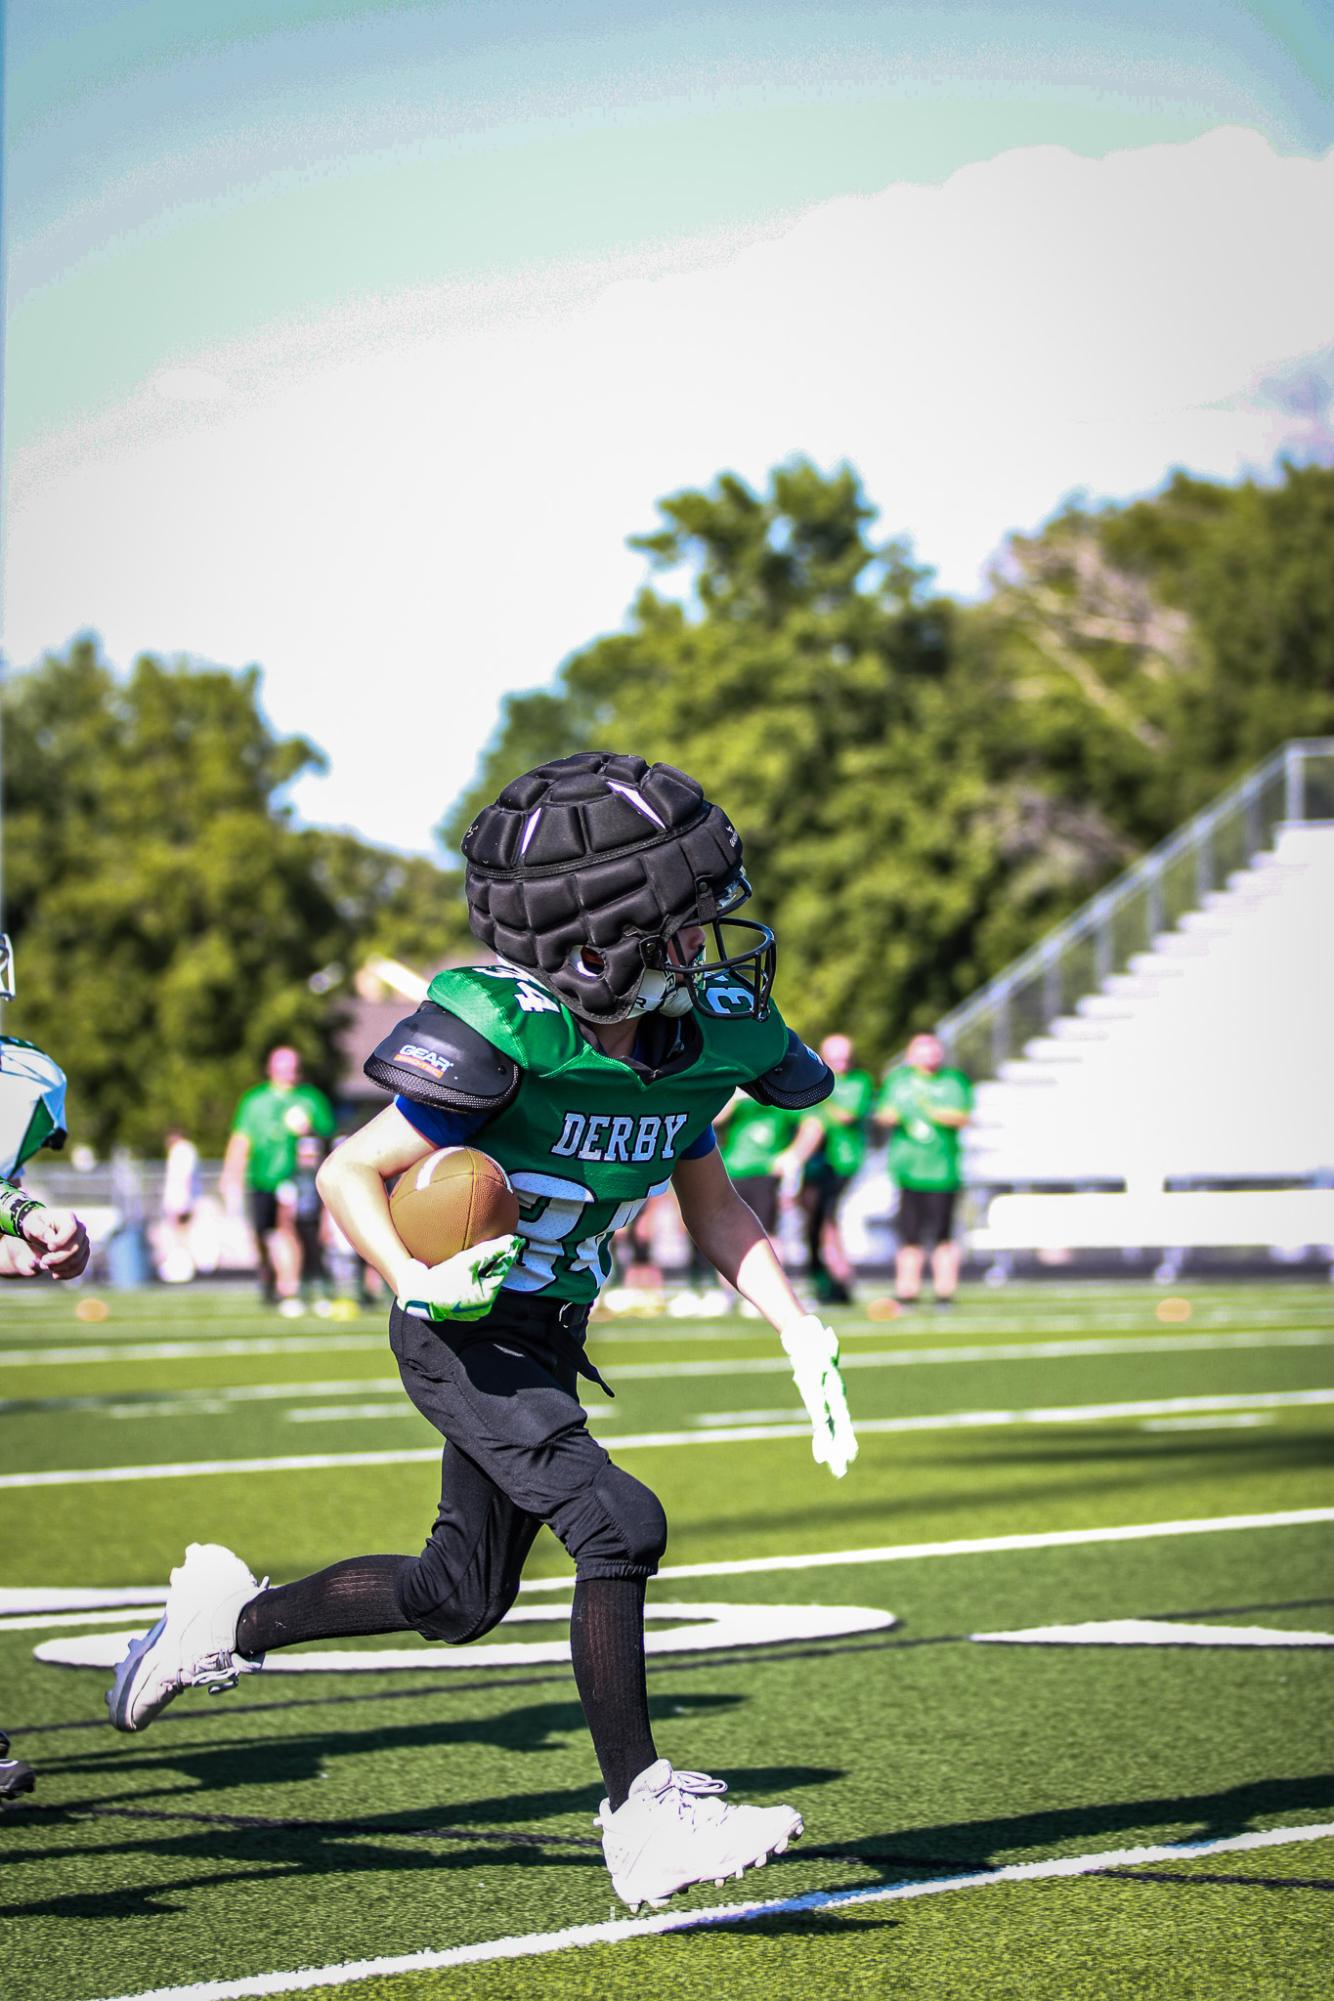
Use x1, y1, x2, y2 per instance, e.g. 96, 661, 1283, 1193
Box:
1, 935, 91, 1804
105, 755, 857, 1909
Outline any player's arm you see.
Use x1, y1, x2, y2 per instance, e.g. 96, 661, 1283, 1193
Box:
332, 1000, 523, 1319
928, 1105, 970, 1129
315, 1105, 437, 1295
673, 1149, 857, 1477
673, 1146, 807, 1330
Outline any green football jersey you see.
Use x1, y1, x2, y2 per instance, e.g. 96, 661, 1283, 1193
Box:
719, 1097, 800, 1179
878, 1064, 973, 1191
426, 964, 790, 1302
809, 1068, 875, 1179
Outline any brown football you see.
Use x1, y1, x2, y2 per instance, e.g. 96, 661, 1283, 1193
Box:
389, 1146, 520, 1265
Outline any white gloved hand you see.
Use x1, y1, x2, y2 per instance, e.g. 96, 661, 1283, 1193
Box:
780, 1313, 858, 1477
397, 1234, 522, 1323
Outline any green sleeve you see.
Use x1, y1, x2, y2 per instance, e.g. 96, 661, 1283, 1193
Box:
876, 1067, 906, 1115
939, 1069, 973, 1112
308, 1087, 336, 1138
231, 1086, 263, 1138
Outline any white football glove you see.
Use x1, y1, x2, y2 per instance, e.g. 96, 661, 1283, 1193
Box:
397, 1234, 522, 1324
780, 1313, 858, 1478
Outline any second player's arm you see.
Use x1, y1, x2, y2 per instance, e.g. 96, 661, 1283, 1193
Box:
672, 1147, 807, 1334
0, 1182, 91, 1279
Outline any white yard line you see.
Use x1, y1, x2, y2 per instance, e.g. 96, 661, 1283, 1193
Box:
614, 1330, 1334, 1382
87, 1820, 1334, 2001
0, 1378, 403, 1413
517, 1506, 1334, 1589
2, 1327, 1330, 1375
5, 1389, 1332, 1488
0, 1605, 165, 1633
0, 1337, 383, 1368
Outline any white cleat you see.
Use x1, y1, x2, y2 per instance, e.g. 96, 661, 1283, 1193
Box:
598, 1759, 803, 1912
105, 1542, 265, 1733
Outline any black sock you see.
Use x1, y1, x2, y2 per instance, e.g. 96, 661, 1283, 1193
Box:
569, 1576, 657, 1812
235, 1555, 415, 1656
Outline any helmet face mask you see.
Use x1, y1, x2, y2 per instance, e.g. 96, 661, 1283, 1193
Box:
639, 914, 776, 1022
462, 753, 777, 1025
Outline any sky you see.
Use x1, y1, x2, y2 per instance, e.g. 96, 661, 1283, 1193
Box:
4, 1, 1333, 854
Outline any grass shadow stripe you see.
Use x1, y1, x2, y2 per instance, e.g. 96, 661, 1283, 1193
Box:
64, 1801, 603, 1850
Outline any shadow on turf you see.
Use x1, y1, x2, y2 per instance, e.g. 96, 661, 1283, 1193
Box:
32, 1695, 741, 1798
0, 1763, 843, 1921
698, 1438, 1334, 1546
6, 1764, 1331, 1926
950, 1429, 1334, 1471
874, 1770, 1334, 1870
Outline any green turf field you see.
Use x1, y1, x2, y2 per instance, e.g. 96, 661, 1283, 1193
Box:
2, 1279, 1332, 2000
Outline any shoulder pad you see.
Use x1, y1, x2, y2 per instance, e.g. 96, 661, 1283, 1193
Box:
745, 1030, 834, 1110
363, 1001, 520, 1114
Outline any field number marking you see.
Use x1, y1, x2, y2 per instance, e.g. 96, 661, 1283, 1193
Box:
30, 1600, 896, 1674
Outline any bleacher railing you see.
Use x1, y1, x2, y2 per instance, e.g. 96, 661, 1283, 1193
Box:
937, 738, 1334, 1085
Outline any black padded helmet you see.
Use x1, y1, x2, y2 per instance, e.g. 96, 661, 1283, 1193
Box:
461, 751, 776, 1025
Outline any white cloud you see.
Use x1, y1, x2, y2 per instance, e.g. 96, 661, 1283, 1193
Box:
6, 126, 1331, 853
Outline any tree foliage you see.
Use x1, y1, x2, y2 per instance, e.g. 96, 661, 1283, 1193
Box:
2, 642, 470, 1151
446, 458, 1334, 1063
8, 460, 1331, 1147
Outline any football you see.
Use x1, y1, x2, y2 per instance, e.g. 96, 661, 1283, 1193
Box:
389, 1146, 520, 1265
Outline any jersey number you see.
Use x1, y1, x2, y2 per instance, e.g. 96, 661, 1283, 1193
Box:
506, 1171, 668, 1293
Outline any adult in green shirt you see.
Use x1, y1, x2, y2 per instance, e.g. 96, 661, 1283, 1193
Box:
715, 1091, 802, 1235
876, 1031, 973, 1307
221, 1046, 335, 1310
791, 1033, 876, 1305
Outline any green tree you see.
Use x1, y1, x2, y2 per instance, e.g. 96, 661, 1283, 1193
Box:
2, 641, 465, 1151
444, 461, 1138, 1060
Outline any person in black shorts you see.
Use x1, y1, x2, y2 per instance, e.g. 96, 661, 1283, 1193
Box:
875, 1034, 973, 1307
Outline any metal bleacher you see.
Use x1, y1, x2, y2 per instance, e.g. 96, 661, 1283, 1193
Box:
937, 741, 1334, 1278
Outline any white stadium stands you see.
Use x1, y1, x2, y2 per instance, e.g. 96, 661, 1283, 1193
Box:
941, 743, 1334, 1273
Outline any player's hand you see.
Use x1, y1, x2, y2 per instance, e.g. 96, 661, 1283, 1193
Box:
397, 1234, 522, 1323
26, 1208, 91, 1280
780, 1312, 858, 1477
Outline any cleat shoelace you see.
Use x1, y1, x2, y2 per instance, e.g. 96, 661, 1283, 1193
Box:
193, 1650, 241, 1694
662, 1769, 728, 1824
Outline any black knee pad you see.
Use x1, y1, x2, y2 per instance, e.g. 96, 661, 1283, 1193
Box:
556, 1463, 668, 1579
394, 1551, 519, 1645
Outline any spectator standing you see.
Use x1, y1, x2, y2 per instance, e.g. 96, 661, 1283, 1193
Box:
790, 1033, 875, 1305
290, 1112, 333, 1313
221, 1047, 334, 1312
876, 1032, 973, 1308
158, 1128, 200, 1283
715, 1092, 802, 1239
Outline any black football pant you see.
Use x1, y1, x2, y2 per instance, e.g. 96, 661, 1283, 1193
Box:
235, 1293, 666, 1808
386, 1296, 667, 1639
